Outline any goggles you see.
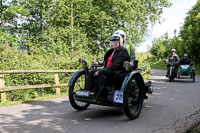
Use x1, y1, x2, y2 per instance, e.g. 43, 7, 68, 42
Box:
110, 40, 119, 47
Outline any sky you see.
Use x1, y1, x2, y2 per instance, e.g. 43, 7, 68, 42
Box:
136, 0, 197, 53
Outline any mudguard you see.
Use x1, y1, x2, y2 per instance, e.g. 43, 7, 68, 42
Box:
120, 71, 145, 92
68, 70, 85, 87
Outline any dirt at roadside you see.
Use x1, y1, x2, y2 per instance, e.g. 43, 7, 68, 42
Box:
188, 124, 200, 133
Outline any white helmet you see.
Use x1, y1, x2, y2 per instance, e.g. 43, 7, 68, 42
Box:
114, 30, 126, 43
171, 49, 176, 52
110, 34, 123, 47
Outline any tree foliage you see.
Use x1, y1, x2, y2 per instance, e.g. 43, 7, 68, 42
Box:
179, 0, 200, 62
2, 0, 171, 54
150, 0, 200, 63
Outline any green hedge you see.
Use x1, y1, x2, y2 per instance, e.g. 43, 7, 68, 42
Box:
0, 44, 104, 101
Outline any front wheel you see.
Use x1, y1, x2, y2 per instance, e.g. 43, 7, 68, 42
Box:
69, 71, 90, 111
169, 68, 172, 82
193, 76, 195, 82
123, 75, 145, 120
192, 70, 195, 82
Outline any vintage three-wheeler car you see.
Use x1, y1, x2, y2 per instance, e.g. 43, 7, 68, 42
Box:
68, 59, 153, 120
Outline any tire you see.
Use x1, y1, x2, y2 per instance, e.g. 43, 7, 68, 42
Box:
123, 75, 145, 120
192, 69, 195, 82
177, 72, 180, 78
193, 76, 195, 82
192, 72, 195, 82
169, 76, 172, 82
69, 71, 90, 111
169, 68, 172, 82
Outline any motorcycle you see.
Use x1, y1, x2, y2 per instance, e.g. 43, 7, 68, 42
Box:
167, 59, 179, 82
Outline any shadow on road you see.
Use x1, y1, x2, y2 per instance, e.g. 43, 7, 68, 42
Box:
0, 100, 72, 133
0, 99, 139, 133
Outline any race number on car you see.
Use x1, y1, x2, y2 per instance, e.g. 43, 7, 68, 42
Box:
113, 90, 123, 103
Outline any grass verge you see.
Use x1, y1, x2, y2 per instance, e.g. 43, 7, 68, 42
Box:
188, 124, 200, 133
0, 93, 67, 107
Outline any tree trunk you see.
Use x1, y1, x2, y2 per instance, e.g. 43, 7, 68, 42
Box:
71, 0, 74, 48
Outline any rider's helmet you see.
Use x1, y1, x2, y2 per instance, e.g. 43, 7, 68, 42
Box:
114, 30, 126, 43
184, 53, 188, 57
171, 49, 176, 52
110, 34, 123, 47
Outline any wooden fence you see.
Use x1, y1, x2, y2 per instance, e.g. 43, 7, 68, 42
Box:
0, 70, 77, 102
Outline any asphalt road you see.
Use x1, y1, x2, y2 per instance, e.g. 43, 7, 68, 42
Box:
0, 69, 200, 133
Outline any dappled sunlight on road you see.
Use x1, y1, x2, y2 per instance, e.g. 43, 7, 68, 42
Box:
0, 99, 71, 133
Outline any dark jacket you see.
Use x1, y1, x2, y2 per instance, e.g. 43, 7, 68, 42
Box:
103, 47, 130, 71
166, 54, 180, 62
180, 58, 193, 65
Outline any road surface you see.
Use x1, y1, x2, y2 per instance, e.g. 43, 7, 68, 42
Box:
0, 69, 200, 133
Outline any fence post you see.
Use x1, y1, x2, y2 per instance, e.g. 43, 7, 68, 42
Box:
54, 74, 60, 95
0, 75, 6, 101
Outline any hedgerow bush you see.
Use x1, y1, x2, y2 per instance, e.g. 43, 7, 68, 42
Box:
0, 43, 104, 101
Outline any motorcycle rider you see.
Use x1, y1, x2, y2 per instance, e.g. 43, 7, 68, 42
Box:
180, 54, 193, 66
84, 34, 130, 96
114, 30, 135, 68
166, 49, 180, 77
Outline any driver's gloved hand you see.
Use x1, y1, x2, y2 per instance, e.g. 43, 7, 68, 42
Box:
130, 62, 134, 67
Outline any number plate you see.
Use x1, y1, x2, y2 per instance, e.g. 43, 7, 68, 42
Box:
113, 90, 123, 103
75, 90, 90, 97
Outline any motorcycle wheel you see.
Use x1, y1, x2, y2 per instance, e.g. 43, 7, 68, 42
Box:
169, 68, 172, 82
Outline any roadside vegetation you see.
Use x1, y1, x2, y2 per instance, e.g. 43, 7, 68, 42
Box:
136, 52, 151, 79
189, 124, 200, 133
149, 0, 200, 74
0, 94, 65, 107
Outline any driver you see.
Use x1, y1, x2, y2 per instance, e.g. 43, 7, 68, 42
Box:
166, 49, 180, 77
180, 54, 193, 66
84, 34, 130, 96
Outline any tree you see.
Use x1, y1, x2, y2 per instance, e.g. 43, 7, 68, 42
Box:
10, 0, 171, 54
2, 0, 171, 55
180, 0, 200, 62
0, 0, 29, 47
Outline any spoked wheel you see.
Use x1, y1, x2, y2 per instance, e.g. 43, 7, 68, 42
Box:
69, 71, 90, 111
123, 75, 145, 120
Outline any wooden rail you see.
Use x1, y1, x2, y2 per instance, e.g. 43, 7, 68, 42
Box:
0, 70, 77, 102
0, 69, 77, 74
0, 84, 69, 92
